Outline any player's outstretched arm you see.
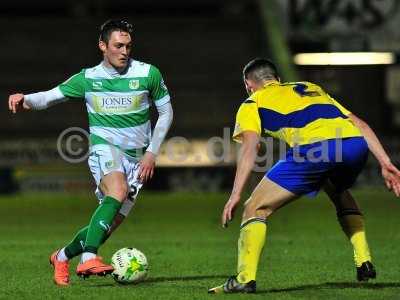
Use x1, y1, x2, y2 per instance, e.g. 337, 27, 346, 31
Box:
8, 87, 67, 113
222, 131, 260, 227
349, 113, 400, 196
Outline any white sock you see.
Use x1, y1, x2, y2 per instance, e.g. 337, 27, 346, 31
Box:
81, 252, 96, 263
56, 248, 69, 262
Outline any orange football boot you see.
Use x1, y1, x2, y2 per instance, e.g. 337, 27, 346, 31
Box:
49, 250, 70, 286
76, 256, 114, 278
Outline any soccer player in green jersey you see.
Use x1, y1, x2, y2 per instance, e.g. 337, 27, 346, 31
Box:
8, 20, 173, 286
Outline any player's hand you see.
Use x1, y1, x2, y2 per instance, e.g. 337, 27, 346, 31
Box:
138, 151, 156, 183
8, 93, 29, 113
381, 161, 400, 197
221, 194, 241, 228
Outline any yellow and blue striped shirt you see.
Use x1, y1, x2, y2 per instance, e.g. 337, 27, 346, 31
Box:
233, 81, 362, 147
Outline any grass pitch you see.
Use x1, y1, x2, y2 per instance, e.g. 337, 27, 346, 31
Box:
1, 188, 400, 299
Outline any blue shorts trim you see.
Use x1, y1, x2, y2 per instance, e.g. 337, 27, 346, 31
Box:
266, 137, 368, 196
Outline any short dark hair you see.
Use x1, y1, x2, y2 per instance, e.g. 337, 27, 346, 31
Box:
243, 58, 279, 82
99, 19, 133, 44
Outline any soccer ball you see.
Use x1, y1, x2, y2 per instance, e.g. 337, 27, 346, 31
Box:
111, 247, 149, 284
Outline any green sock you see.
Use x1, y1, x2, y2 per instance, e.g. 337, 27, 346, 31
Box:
64, 225, 112, 259
64, 226, 89, 259
83, 196, 121, 254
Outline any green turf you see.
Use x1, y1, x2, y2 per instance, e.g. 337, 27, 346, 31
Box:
0, 188, 399, 299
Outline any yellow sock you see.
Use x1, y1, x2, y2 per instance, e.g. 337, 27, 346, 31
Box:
236, 218, 267, 283
338, 213, 371, 267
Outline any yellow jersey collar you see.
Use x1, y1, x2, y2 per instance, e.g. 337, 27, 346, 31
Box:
262, 80, 279, 88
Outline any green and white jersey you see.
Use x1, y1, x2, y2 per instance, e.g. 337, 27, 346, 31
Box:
58, 59, 170, 157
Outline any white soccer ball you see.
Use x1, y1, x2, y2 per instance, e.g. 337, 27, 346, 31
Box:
111, 247, 149, 284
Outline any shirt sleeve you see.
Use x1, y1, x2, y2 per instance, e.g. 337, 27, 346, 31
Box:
24, 87, 67, 110
58, 70, 86, 99
146, 102, 173, 155
148, 65, 170, 106
326, 94, 352, 116
232, 99, 261, 143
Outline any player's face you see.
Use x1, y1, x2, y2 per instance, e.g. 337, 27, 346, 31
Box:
100, 31, 132, 70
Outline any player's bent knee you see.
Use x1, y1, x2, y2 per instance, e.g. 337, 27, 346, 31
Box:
107, 182, 129, 201
100, 171, 129, 201
243, 197, 275, 221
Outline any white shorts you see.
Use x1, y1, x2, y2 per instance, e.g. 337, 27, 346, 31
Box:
88, 144, 143, 217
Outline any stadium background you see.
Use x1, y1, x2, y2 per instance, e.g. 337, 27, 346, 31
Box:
1, 0, 399, 194
1, 1, 400, 299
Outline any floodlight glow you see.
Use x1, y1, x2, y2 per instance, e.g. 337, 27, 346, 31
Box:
294, 52, 395, 65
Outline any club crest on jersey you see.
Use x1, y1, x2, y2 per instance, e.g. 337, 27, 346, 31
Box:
129, 80, 140, 90
92, 81, 103, 90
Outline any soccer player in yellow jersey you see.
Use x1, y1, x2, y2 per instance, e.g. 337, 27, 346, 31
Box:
209, 58, 400, 294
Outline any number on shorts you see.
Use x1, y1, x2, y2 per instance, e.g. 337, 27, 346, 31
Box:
127, 185, 138, 201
